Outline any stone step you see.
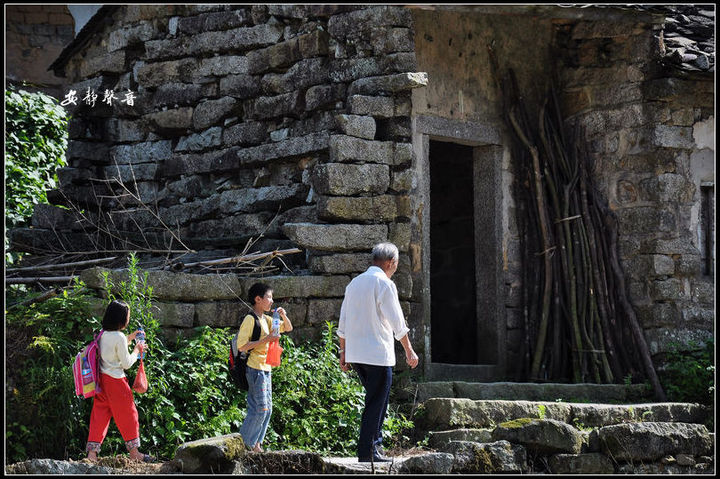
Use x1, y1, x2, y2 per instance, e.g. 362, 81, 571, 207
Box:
406, 381, 652, 404
418, 398, 711, 432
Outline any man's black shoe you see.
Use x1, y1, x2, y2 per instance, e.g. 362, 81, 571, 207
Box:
358, 454, 392, 463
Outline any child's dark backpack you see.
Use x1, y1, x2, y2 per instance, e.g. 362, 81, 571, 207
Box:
228, 313, 261, 390
73, 330, 104, 398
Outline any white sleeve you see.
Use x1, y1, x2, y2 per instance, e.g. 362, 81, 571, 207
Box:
337, 295, 347, 339
378, 281, 409, 341
116, 333, 138, 369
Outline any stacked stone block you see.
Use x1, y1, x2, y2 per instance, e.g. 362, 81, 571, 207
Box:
17, 5, 427, 355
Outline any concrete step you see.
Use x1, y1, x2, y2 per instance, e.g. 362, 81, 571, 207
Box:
418, 398, 711, 432
404, 381, 652, 404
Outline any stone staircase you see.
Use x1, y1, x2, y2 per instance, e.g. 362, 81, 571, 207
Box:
399, 381, 715, 474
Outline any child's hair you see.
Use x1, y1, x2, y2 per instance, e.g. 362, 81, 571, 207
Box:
102, 300, 130, 331
248, 282, 272, 305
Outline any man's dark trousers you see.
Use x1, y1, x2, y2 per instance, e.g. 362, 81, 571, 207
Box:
352, 363, 393, 459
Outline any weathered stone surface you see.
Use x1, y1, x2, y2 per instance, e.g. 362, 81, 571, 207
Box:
616, 461, 714, 475
113, 140, 173, 164
218, 184, 309, 214
283, 223, 387, 251
106, 118, 147, 142
176, 127, 223, 152
80, 50, 126, 78
348, 95, 395, 117
312, 163, 390, 196
329, 135, 394, 164
639, 173, 695, 202
247, 30, 329, 74
193, 97, 239, 130
548, 453, 615, 474
222, 121, 267, 146
136, 58, 199, 88
428, 428, 494, 449
185, 212, 273, 243
30, 204, 79, 229
305, 84, 346, 111
349, 72, 428, 96
144, 107, 194, 132
396, 453, 454, 474
262, 58, 329, 95
227, 132, 329, 166
572, 402, 710, 428
108, 22, 155, 52
67, 140, 109, 161
239, 275, 350, 298
317, 195, 398, 221
248, 91, 305, 119
370, 27, 414, 54
491, 418, 584, 455
195, 301, 242, 328
145, 24, 283, 59
173, 433, 247, 474
177, 9, 250, 35
153, 301, 195, 328
153, 82, 218, 107
599, 422, 712, 461
616, 206, 677, 233
442, 440, 527, 473
653, 125, 695, 149
307, 299, 343, 324
418, 399, 709, 431
335, 114, 376, 140
330, 53, 417, 83
308, 253, 372, 274
328, 6, 412, 40
219, 74, 261, 98
644, 327, 714, 355
5, 459, 115, 475
80, 267, 242, 301
242, 450, 326, 474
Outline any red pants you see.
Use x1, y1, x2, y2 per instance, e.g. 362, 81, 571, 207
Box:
86, 373, 140, 452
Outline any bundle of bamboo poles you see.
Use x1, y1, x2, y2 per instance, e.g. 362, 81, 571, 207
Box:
489, 48, 665, 400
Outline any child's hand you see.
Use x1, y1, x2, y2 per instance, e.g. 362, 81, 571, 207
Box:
128, 330, 142, 341
275, 307, 287, 319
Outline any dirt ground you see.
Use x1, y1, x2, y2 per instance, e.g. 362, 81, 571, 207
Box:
81, 455, 179, 474
79, 447, 432, 474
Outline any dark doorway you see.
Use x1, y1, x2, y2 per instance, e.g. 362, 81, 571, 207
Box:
429, 140, 478, 364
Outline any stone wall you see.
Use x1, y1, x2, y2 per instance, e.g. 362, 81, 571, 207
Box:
16, 5, 425, 360
5, 4, 75, 98
11, 4, 714, 377
555, 13, 715, 359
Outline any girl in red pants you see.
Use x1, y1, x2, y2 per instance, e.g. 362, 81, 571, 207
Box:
86, 300, 154, 462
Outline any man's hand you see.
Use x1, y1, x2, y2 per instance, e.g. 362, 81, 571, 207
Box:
339, 351, 350, 372
405, 349, 419, 369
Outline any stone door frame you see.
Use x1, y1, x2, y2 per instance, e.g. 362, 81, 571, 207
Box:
412, 115, 507, 381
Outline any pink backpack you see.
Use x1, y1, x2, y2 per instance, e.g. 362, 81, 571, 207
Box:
73, 330, 104, 398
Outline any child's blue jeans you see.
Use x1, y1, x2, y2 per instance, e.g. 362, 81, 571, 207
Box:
240, 366, 272, 448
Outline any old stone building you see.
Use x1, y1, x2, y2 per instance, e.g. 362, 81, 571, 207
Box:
5, 4, 75, 98
10, 4, 714, 383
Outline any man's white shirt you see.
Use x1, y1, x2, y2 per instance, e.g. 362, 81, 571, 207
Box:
337, 266, 410, 366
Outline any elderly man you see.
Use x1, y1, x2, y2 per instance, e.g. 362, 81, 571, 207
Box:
337, 242, 419, 463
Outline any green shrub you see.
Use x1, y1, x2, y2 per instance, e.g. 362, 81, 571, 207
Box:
6, 283, 98, 462
659, 338, 715, 405
6, 254, 413, 461
5, 86, 68, 264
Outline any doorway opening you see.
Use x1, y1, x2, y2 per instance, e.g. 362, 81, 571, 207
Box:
429, 140, 478, 364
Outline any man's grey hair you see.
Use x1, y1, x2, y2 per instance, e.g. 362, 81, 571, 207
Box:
372, 242, 399, 263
